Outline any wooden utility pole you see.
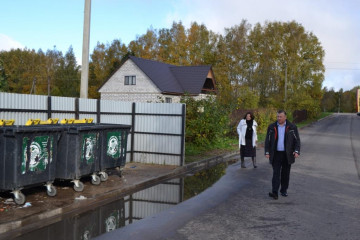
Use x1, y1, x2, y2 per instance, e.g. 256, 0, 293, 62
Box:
80, 0, 91, 98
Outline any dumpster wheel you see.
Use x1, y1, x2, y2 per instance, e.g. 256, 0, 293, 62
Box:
46, 184, 57, 197
12, 190, 26, 205
99, 171, 108, 182
91, 174, 101, 185
73, 180, 84, 192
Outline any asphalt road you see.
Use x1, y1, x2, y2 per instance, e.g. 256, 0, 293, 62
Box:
96, 113, 360, 240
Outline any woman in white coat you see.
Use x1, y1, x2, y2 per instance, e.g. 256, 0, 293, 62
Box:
237, 112, 258, 168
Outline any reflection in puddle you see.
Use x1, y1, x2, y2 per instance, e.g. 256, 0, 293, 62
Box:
184, 163, 226, 200
16, 163, 227, 240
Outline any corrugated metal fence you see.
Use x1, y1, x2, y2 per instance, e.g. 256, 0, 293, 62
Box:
0, 92, 185, 166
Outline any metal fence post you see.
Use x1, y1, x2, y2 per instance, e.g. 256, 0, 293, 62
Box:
130, 102, 136, 162
75, 98, 79, 119
97, 99, 101, 123
180, 104, 186, 166
47, 96, 52, 119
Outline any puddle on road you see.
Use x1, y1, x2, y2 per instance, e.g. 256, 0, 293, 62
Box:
14, 163, 227, 240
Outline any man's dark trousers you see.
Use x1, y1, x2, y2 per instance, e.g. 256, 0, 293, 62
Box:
272, 151, 291, 194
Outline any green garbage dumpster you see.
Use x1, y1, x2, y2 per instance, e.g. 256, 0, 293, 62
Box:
55, 124, 101, 192
98, 124, 131, 181
0, 126, 60, 205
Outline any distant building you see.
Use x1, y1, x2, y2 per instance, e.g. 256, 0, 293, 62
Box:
98, 56, 216, 103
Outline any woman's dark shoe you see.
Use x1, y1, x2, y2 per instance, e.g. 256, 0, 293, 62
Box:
241, 159, 246, 168
252, 158, 257, 168
269, 192, 278, 200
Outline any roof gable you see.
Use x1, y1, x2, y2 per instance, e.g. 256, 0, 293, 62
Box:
100, 55, 215, 95
170, 66, 212, 94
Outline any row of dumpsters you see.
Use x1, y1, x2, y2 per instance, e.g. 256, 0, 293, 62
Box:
0, 119, 131, 205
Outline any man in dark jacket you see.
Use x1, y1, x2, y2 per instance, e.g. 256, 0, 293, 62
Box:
265, 110, 300, 199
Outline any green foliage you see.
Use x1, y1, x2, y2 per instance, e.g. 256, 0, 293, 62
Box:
237, 86, 260, 109
253, 108, 278, 134
0, 58, 8, 92
0, 46, 81, 96
53, 46, 80, 97
320, 86, 359, 113
181, 95, 230, 148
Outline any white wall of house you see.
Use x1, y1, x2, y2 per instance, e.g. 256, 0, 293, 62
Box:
100, 59, 162, 102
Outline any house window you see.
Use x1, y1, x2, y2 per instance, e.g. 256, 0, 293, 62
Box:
125, 76, 136, 85
165, 97, 172, 103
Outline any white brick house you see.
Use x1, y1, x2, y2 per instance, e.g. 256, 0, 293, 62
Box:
98, 56, 216, 103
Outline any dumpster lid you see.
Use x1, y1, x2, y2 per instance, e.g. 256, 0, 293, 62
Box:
63, 124, 131, 131
5, 125, 64, 133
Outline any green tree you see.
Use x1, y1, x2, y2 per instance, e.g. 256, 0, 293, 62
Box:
89, 39, 128, 98
246, 21, 325, 117
321, 87, 337, 112
158, 21, 188, 65
237, 85, 260, 109
128, 28, 158, 60
187, 22, 218, 65
45, 46, 63, 96
0, 48, 41, 94
0, 58, 8, 92
53, 46, 80, 97
213, 20, 250, 109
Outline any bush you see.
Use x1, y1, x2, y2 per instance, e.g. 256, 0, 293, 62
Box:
181, 95, 230, 148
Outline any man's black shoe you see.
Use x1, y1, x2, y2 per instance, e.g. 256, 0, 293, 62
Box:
280, 191, 288, 197
268, 192, 278, 200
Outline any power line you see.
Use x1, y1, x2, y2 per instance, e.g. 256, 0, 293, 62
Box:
326, 67, 360, 70
325, 61, 360, 65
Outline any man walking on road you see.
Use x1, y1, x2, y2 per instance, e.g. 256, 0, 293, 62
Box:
265, 110, 301, 199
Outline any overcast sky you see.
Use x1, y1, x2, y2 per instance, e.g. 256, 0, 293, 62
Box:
1, 0, 359, 91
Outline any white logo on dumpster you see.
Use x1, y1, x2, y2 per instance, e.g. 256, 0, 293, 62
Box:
107, 136, 118, 156
85, 138, 93, 161
29, 142, 42, 168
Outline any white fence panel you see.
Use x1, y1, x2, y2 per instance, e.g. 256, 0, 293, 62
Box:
136, 102, 183, 114
101, 115, 132, 125
135, 115, 182, 134
134, 153, 180, 165
51, 96, 75, 111
0, 92, 47, 110
134, 134, 181, 154
101, 100, 132, 113
79, 98, 97, 112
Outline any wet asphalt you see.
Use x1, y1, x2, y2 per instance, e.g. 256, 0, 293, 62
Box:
95, 113, 360, 240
